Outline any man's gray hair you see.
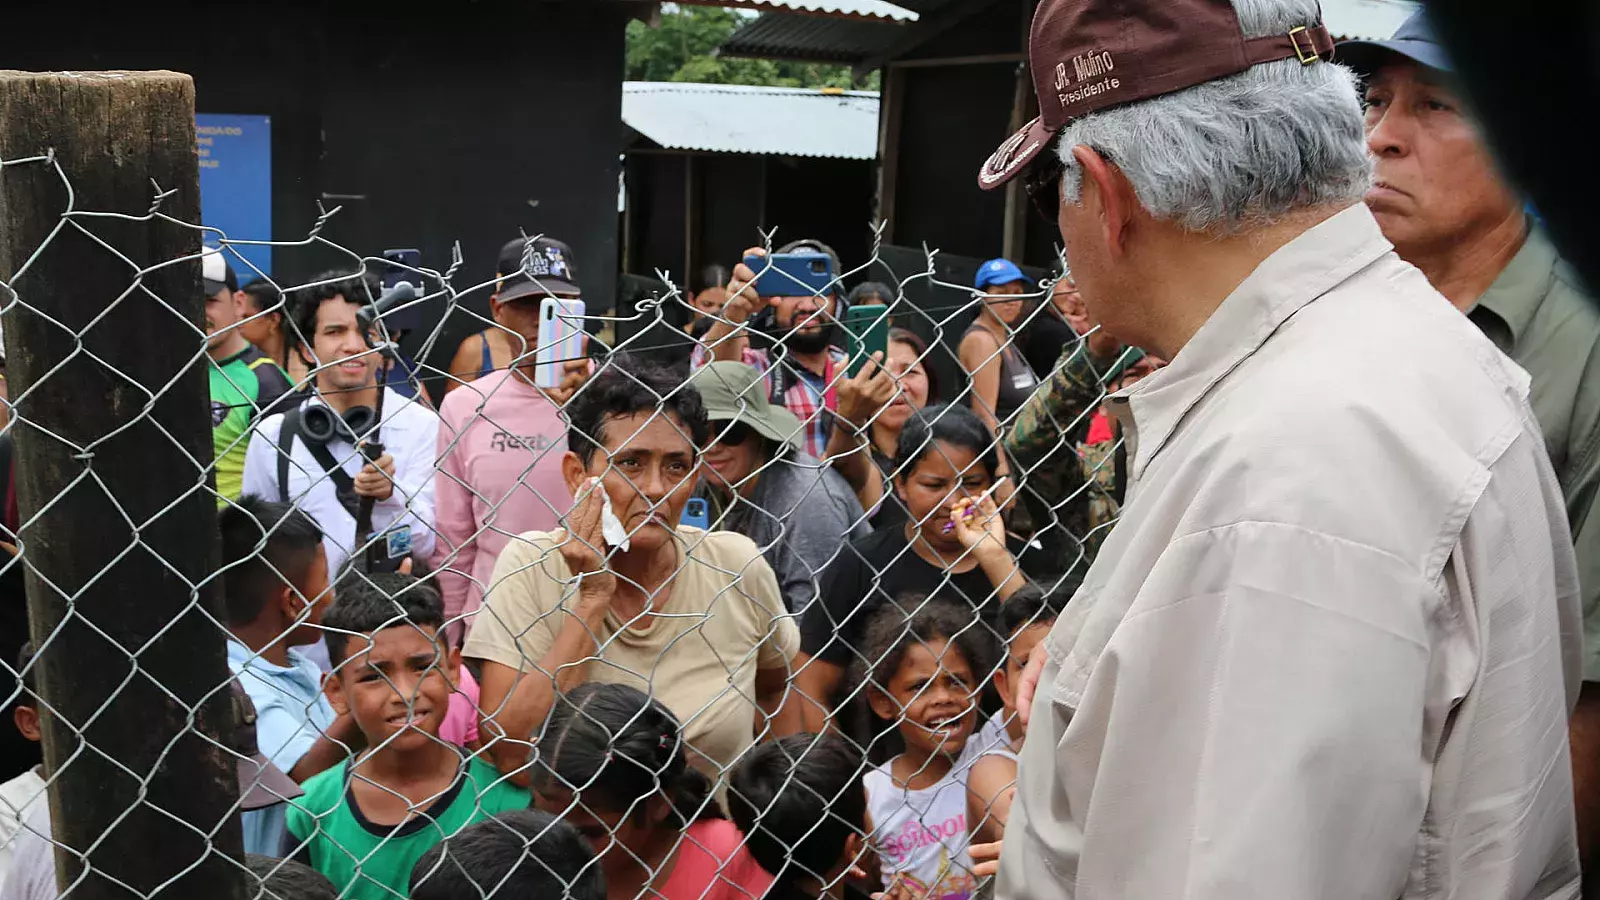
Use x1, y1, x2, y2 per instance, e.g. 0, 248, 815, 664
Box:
1057, 0, 1370, 233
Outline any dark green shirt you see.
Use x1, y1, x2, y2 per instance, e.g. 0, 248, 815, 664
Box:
1469, 227, 1600, 679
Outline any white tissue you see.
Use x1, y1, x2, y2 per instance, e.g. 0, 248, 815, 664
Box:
598, 484, 631, 552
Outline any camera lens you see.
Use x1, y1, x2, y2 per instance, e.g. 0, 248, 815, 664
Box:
810, 260, 825, 273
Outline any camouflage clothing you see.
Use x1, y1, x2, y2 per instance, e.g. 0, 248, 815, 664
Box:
1005, 342, 1132, 563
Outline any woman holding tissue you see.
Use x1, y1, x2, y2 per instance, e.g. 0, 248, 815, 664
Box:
465, 356, 800, 787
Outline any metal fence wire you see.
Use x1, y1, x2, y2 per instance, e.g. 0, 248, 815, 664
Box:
0, 145, 1150, 900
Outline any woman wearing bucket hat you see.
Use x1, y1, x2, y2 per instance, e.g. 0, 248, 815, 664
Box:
688, 361, 869, 615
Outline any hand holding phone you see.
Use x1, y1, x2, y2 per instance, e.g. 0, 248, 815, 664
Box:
721, 248, 773, 329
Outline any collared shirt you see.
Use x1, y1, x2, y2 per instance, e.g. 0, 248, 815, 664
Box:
241, 387, 439, 578
997, 206, 1583, 900
689, 344, 849, 460
1468, 227, 1600, 680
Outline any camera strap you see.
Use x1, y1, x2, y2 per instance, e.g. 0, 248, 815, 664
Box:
276, 404, 359, 516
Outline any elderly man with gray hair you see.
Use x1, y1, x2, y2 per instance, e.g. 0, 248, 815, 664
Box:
979, 0, 1584, 897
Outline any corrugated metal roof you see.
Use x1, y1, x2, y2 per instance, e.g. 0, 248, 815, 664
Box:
622, 82, 881, 159
678, 0, 918, 22
721, 0, 1419, 62
721, 12, 901, 63
1322, 0, 1419, 40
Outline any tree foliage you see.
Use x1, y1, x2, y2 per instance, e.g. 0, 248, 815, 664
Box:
626, 5, 881, 90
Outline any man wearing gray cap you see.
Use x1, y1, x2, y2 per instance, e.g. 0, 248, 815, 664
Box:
978, 0, 1582, 895
1342, 16, 1600, 884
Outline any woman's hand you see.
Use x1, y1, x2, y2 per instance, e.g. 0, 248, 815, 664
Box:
836, 352, 896, 429
558, 477, 617, 606
948, 493, 1007, 560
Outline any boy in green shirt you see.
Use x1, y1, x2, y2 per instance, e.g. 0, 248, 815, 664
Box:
285, 573, 527, 899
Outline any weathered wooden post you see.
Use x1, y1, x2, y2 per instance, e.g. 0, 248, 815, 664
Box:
0, 70, 247, 898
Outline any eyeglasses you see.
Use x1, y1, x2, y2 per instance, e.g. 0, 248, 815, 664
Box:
1024, 158, 1064, 224
714, 422, 754, 447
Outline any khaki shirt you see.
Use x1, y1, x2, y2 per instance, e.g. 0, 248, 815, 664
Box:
1469, 228, 1600, 680
463, 527, 799, 776
997, 206, 1583, 900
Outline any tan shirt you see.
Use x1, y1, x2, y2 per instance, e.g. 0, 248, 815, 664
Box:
997, 206, 1583, 900
463, 527, 799, 776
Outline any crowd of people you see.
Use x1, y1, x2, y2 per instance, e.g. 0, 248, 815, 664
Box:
5, 1, 1600, 899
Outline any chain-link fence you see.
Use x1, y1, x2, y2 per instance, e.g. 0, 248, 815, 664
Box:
0, 80, 1150, 900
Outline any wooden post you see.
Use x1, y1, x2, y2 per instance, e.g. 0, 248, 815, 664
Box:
875, 66, 905, 245
0, 71, 247, 899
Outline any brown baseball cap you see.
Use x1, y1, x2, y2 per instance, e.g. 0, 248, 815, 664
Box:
977, 0, 1336, 190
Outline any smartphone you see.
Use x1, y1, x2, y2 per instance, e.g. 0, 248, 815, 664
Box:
680, 497, 710, 530
842, 303, 891, 377
744, 251, 834, 299
535, 297, 587, 388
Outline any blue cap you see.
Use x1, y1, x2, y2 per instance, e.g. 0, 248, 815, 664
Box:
975, 258, 1031, 291
1337, 10, 1452, 76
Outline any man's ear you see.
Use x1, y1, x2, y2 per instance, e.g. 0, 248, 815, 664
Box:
561, 450, 590, 498
13, 704, 40, 743
324, 669, 350, 717
1072, 145, 1137, 261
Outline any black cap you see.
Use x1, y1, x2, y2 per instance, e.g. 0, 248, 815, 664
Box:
496, 236, 580, 302
1337, 10, 1452, 77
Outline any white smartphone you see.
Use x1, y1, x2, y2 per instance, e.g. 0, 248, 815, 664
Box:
535, 297, 587, 388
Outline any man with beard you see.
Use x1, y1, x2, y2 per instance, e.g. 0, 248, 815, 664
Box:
692, 239, 851, 461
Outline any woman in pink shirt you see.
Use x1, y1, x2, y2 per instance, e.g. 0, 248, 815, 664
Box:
533, 683, 773, 900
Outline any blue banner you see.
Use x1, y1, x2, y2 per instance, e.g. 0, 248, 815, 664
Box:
196, 114, 272, 282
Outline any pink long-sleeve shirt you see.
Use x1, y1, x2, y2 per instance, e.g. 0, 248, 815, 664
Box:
431, 369, 571, 632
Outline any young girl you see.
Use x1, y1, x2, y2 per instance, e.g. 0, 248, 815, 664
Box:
855, 598, 997, 900
533, 683, 773, 900
789, 403, 1027, 737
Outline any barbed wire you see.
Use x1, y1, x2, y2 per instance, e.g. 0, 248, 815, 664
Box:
0, 147, 1136, 900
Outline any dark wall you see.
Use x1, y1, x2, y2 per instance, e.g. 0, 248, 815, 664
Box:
5, 0, 629, 402
887, 0, 1062, 270
624, 152, 874, 288
892, 61, 1018, 260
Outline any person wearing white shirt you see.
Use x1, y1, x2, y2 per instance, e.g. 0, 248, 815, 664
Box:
978, 0, 1582, 896
242, 272, 438, 581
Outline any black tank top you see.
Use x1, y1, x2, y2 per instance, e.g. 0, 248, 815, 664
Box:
963, 324, 1038, 426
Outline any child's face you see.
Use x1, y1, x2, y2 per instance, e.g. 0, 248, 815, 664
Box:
327, 624, 456, 752
870, 638, 978, 760
996, 623, 1052, 719
896, 442, 991, 547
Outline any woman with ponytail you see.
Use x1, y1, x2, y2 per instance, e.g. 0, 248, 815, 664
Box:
534, 683, 773, 900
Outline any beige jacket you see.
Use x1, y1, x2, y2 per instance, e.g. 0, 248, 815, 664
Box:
996, 205, 1582, 900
